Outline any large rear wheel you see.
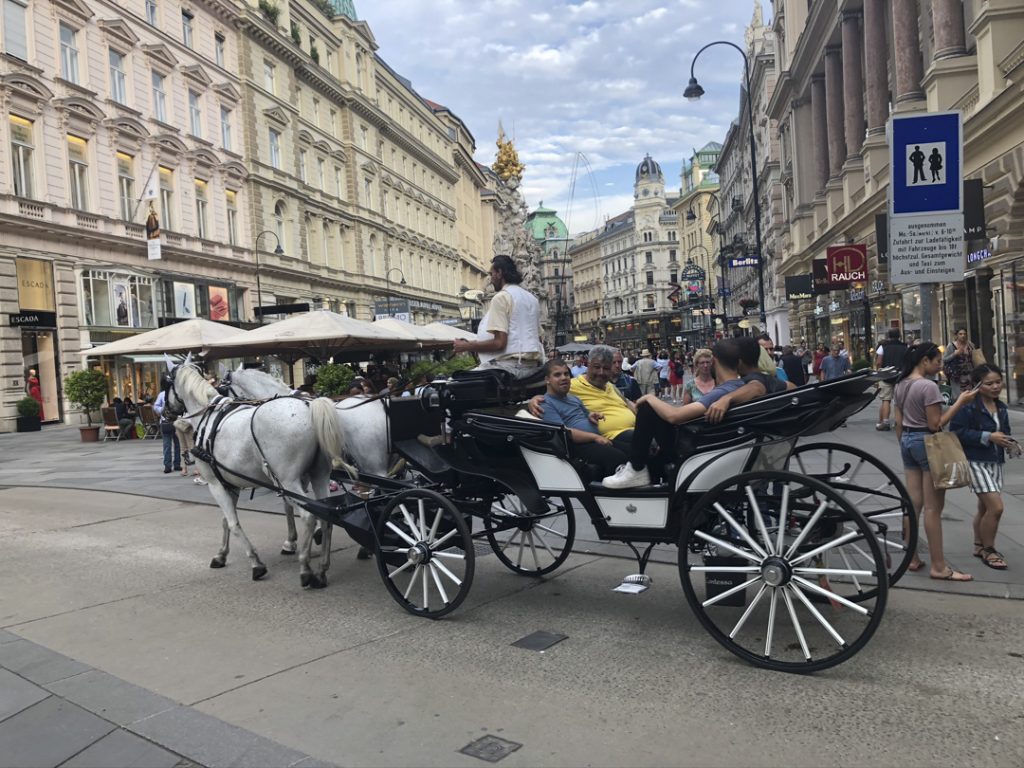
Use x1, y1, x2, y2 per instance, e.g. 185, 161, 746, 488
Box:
679, 470, 888, 673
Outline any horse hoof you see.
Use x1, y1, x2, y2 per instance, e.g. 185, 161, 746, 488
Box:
313, 528, 324, 546
252, 565, 268, 581
210, 557, 226, 569
280, 548, 295, 556
356, 547, 372, 560
306, 574, 326, 590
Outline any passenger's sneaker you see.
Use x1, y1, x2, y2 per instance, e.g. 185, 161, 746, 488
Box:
603, 463, 651, 489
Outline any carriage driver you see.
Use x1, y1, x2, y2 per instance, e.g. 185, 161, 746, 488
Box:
453, 255, 545, 380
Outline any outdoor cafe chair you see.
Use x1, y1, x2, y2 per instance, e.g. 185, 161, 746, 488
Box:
100, 407, 123, 442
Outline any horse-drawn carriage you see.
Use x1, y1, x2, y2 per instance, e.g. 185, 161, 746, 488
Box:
165, 362, 914, 673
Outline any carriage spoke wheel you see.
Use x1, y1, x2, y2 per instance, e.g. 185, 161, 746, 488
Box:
484, 494, 576, 576
679, 470, 888, 673
791, 442, 917, 597
375, 488, 474, 619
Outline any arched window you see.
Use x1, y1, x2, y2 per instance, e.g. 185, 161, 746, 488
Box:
273, 201, 286, 246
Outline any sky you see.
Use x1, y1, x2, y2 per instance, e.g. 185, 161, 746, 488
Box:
362, 0, 771, 236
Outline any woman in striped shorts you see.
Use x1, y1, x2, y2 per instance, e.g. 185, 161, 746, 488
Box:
951, 364, 1017, 570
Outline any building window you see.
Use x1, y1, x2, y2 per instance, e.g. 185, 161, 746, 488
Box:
194, 179, 207, 238
645, 251, 653, 264
646, 271, 654, 286
263, 60, 275, 93
10, 115, 33, 198
317, 157, 325, 190
329, 108, 337, 134
298, 149, 307, 182
108, 49, 127, 104
214, 32, 225, 67
268, 128, 281, 169
646, 294, 655, 310
188, 90, 202, 137
152, 71, 167, 122
181, 10, 193, 48
669, 248, 676, 261
116, 152, 134, 221
3, 0, 29, 60
67, 134, 89, 210
334, 166, 342, 198
312, 98, 320, 125
159, 166, 174, 231
145, 0, 157, 25
220, 106, 231, 151
668, 230, 677, 241
363, 177, 372, 209
358, 124, 368, 150
225, 189, 237, 245
59, 23, 79, 84
643, 231, 653, 243
273, 201, 285, 243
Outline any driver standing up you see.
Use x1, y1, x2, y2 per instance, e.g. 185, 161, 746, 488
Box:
453, 255, 544, 380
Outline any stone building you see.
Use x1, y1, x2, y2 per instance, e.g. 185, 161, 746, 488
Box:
568, 155, 681, 352
0, 0, 491, 431
525, 203, 572, 347
770, 0, 1024, 400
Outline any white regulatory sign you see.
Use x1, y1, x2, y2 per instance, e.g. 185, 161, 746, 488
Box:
889, 212, 964, 284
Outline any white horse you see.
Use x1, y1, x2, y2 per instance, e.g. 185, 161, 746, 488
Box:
164, 361, 354, 588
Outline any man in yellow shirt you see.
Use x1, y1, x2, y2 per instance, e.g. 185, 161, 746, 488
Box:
528, 345, 636, 451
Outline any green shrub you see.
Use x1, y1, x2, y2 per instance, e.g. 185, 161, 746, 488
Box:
851, 357, 872, 371
16, 396, 40, 418
315, 363, 356, 397
408, 359, 442, 381
438, 355, 477, 377
63, 369, 108, 425
290, 21, 301, 43
310, 44, 320, 63
258, 0, 279, 25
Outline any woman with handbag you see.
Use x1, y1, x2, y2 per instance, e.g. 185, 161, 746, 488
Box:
893, 343, 978, 581
951, 364, 1017, 570
942, 327, 983, 398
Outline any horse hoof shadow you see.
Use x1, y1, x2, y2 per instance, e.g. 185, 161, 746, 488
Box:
356, 547, 372, 560
252, 565, 268, 581
210, 557, 226, 569
280, 548, 296, 556
313, 528, 324, 546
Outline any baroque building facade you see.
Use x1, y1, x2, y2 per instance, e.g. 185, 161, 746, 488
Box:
0, 0, 491, 431
525, 203, 572, 348
770, 0, 1024, 401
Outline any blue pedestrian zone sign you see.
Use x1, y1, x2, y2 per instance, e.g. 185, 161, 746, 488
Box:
889, 111, 962, 216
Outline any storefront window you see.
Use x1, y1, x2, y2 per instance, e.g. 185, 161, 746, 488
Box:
22, 330, 60, 422
901, 287, 923, 343
82, 270, 158, 328
1005, 264, 1024, 406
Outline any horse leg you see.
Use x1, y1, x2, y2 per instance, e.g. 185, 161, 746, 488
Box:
297, 508, 324, 589
316, 523, 333, 586
208, 482, 266, 580
280, 501, 298, 555
210, 517, 230, 568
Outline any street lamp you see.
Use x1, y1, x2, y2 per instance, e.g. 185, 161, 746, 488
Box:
253, 230, 285, 325
681, 248, 709, 345
384, 267, 406, 319
685, 40, 767, 327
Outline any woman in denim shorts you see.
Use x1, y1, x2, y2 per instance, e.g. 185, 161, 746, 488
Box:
893, 343, 977, 582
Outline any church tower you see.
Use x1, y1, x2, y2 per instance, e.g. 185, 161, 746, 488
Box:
633, 153, 665, 211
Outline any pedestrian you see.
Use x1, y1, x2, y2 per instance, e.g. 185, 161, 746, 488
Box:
779, 346, 808, 387
633, 349, 659, 396
656, 351, 670, 397
612, 351, 641, 402
152, 389, 182, 474
942, 326, 981, 399
669, 351, 685, 402
819, 346, 850, 380
874, 329, 909, 430
893, 342, 977, 581
812, 344, 828, 381
682, 348, 716, 404
951, 364, 1017, 570
570, 354, 588, 377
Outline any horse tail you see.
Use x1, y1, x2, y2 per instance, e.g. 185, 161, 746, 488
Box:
310, 397, 357, 479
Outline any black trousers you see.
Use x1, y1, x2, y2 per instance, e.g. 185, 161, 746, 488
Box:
573, 441, 628, 476
628, 403, 677, 471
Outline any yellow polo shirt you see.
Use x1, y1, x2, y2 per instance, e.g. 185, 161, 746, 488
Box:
569, 375, 635, 439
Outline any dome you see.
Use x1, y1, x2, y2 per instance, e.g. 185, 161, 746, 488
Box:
635, 154, 663, 183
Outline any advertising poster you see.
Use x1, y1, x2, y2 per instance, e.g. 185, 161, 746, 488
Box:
173, 282, 196, 319
113, 280, 131, 326
208, 286, 230, 321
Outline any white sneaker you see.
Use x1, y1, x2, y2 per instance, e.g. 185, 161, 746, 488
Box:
603, 463, 651, 489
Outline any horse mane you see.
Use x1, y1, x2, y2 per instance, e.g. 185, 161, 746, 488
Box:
177, 364, 218, 403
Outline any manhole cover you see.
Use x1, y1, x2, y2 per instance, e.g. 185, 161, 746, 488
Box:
459, 735, 523, 763
511, 630, 567, 652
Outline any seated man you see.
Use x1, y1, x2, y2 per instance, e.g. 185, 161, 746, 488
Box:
527, 344, 636, 452
537, 359, 628, 476
112, 397, 134, 439
603, 337, 787, 489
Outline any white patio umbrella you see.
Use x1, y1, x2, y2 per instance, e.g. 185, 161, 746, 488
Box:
373, 317, 456, 348
80, 318, 246, 357
202, 310, 418, 362
424, 322, 476, 341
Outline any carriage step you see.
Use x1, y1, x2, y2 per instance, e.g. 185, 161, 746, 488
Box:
612, 573, 652, 594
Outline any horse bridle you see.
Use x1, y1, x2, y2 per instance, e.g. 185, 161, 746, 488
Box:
163, 364, 222, 420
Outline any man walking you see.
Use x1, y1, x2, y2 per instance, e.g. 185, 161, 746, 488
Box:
152, 389, 181, 474
632, 349, 659, 396
875, 329, 908, 430
819, 346, 851, 381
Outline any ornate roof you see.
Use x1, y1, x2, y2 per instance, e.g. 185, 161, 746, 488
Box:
526, 204, 568, 241
635, 153, 663, 183
327, 0, 357, 20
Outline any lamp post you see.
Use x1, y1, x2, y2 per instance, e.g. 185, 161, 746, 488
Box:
686, 190, 728, 330
682, 247, 709, 345
685, 41, 767, 328
384, 267, 406, 319
253, 230, 284, 325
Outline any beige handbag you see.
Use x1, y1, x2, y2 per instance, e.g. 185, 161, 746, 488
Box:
924, 430, 971, 489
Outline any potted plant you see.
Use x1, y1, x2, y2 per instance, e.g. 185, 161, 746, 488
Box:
258, 0, 280, 25
63, 368, 108, 442
314, 363, 356, 397
15, 396, 41, 432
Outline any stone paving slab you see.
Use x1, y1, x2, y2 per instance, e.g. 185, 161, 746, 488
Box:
0, 639, 91, 685
0, 668, 49, 724
60, 729, 187, 768
0, 696, 115, 768
46, 669, 178, 727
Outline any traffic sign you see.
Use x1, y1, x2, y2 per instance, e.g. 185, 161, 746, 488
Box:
889, 111, 962, 217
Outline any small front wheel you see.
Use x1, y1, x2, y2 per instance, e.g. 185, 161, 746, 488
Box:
484, 494, 576, 576
375, 488, 474, 618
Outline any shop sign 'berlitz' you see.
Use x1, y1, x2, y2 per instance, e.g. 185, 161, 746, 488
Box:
826, 245, 867, 288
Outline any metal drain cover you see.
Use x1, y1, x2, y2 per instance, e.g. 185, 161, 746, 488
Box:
512, 630, 567, 652
459, 735, 523, 763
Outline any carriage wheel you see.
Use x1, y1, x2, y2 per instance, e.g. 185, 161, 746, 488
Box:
483, 494, 576, 577
790, 442, 917, 596
679, 470, 887, 673
375, 488, 474, 619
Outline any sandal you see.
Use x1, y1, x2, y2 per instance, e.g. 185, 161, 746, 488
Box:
979, 547, 1007, 570
973, 541, 983, 558
930, 568, 974, 582
908, 560, 926, 572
